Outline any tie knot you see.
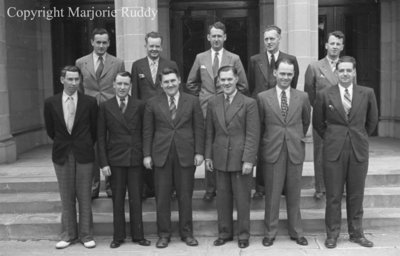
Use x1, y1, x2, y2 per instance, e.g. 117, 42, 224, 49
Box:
281, 90, 286, 96
98, 56, 103, 61
68, 96, 73, 101
226, 95, 230, 102
170, 96, 175, 102
215, 51, 219, 56
120, 97, 125, 102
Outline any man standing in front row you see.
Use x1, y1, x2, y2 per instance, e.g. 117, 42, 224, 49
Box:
186, 21, 248, 202
44, 66, 97, 249
313, 56, 378, 249
205, 66, 260, 249
257, 58, 310, 247
143, 68, 204, 248
97, 72, 151, 249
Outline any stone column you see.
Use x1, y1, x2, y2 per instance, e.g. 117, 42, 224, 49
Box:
0, 1, 16, 163
158, 0, 171, 59
115, 0, 158, 71
259, 0, 274, 52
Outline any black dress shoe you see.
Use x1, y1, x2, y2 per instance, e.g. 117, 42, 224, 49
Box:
349, 236, 373, 247
213, 237, 233, 246
181, 236, 199, 246
132, 238, 151, 246
238, 239, 249, 248
262, 237, 275, 246
290, 236, 308, 246
325, 237, 337, 248
110, 240, 124, 248
252, 191, 264, 199
156, 237, 170, 248
203, 192, 216, 202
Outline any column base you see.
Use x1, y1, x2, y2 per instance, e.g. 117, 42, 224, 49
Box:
0, 137, 17, 163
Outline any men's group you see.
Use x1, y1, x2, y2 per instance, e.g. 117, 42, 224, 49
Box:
43, 22, 378, 251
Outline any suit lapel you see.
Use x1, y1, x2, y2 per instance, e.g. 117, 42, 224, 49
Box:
54, 94, 67, 129
257, 53, 270, 82
173, 92, 187, 126
84, 54, 96, 80
220, 50, 232, 67
215, 95, 229, 134
348, 85, 362, 121
159, 94, 174, 127
225, 93, 244, 126
204, 50, 214, 79
108, 97, 128, 127
266, 87, 285, 123
71, 93, 85, 132
99, 54, 114, 79
319, 58, 338, 85
142, 58, 155, 86
328, 85, 348, 122
286, 88, 300, 123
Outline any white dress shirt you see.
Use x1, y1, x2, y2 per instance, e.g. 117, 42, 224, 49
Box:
211, 48, 223, 68
276, 86, 290, 108
338, 83, 353, 104
62, 91, 78, 125
93, 52, 107, 72
168, 91, 180, 108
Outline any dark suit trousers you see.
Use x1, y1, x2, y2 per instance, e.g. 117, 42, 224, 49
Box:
255, 158, 265, 192
53, 152, 93, 242
92, 145, 111, 196
110, 166, 144, 241
313, 129, 325, 193
205, 166, 216, 193
324, 134, 368, 239
154, 142, 195, 239
263, 142, 304, 239
216, 170, 252, 240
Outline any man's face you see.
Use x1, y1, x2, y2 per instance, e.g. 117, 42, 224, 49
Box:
336, 62, 356, 87
145, 37, 162, 60
274, 62, 294, 90
91, 34, 110, 56
113, 75, 132, 98
325, 35, 344, 59
61, 71, 80, 96
161, 73, 180, 97
264, 30, 280, 53
207, 27, 226, 51
219, 70, 238, 96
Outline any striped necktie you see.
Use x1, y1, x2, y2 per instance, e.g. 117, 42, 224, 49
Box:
212, 52, 219, 78
343, 88, 352, 120
96, 56, 104, 80
170, 96, 177, 120
281, 90, 288, 122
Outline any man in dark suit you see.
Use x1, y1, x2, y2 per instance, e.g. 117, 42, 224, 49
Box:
131, 31, 179, 199
304, 31, 345, 200
205, 66, 260, 249
186, 21, 248, 202
76, 28, 125, 199
248, 25, 300, 199
143, 67, 204, 248
257, 58, 310, 247
313, 56, 378, 249
97, 72, 151, 249
44, 66, 97, 249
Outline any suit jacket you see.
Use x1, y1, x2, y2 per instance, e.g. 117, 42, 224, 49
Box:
304, 57, 338, 106
248, 51, 299, 98
205, 93, 260, 171
186, 49, 248, 116
44, 92, 98, 165
97, 96, 145, 168
257, 87, 311, 164
76, 53, 125, 104
313, 84, 378, 162
143, 92, 205, 167
131, 57, 179, 100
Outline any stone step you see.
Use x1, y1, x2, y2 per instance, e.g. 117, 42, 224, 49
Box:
1, 187, 400, 214
1, 208, 400, 240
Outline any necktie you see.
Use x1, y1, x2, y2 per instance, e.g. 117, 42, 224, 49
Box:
281, 90, 288, 122
96, 56, 104, 80
150, 61, 157, 84
224, 95, 230, 112
66, 96, 75, 134
343, 88, 352, 120
331, 61, 337, 72
170, 96, 177, 120
212, 51, 219, 78
119, 97, 126, 113
268, 53, 276, 86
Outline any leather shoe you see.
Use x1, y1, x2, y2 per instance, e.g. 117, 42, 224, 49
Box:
238, 239, 249, 248
83, 240, 96, 249
110, 240, 124, 248
156, 237, 170, 248
55, 240, 71, 249
325, 237, 337, 248
349, 236, 373, 247
290, 236, 308, 246
252, 191, 264, 199
203, 192, 216, 202
181, 236, 199, 246
262, 237, 275, 246
132, 238, 151, 246
213, 237, 233, 246
313, 191, 325, 200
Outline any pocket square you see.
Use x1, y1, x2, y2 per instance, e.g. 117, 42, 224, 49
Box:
200, 65, 206, 69
320, 74, 325, 78
139, 73, 145, 79
328, 104, 335, 111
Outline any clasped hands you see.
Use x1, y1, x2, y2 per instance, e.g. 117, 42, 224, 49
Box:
205, 159, 253, 175
143, 154, 204, 170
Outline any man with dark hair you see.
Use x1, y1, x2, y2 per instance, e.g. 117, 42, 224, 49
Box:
143, 67, 204, 248
44, 65, 98, 249
186, 21, 248, 202
76, 28, 125, 199
248, 25, 300, 199
313, 56, 378, 249
304, 31, 345, 200
205, 65, 259, 249
97, 71, 151, 249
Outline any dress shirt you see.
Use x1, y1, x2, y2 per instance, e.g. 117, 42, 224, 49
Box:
211, 48, 223, 68
224, 89, 238, 104
268, 51, 280, 65
62, 91, 78, 125
168, 91, 180, 109
93, 52, 107, 72
116, 96, 128, 109
326, 56, 339, 71
338, 83, 353, 104
276, 86, 290, 108
147, 57, 159, 70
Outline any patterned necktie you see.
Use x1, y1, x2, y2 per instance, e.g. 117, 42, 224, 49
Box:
281, 90, 288, 122
66, 96, 75, 134
119, 97, 126, 113
96, 56, 104, 80
331, 61, 337, 72
343, 88, 352, 120
212, 51, 219, 78
170, 96, 177, 120
150, 61, 157, 84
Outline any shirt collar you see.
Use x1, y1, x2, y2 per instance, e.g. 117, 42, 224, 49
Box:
224, 89, 238, 102
168, 91, 180, 102
338, 83, 353, 93
62, 91, 78, 102
211, 48, 224, 57
267, 50, 280, 61
116, 95, 128, 105
276, 86, 290, 96
93, 52, 106, 62
147, 57, 159, 65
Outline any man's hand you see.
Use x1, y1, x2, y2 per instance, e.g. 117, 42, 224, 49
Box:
143, 156, 153, 170
101, 166, 111, 176
205, 159, 214, 172
194, 154, 204, 166
242, 162, 253, 175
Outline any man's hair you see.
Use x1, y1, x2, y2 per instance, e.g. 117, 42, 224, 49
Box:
264, 25, 281, 35
208, 21, 226, 34
60, 65, 82, 78
336, 56, 356, 70
91, 28, 110, 40
217, 65, 238, 77
145, 31, 163, 44
114, 71, 131, 82
274, 57, 295, 70
159, 67, 180, 81
327, 30, 345, 44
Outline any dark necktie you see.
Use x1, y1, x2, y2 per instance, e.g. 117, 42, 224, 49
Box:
281, 90, 288, 122
119, 97, 126, 113
170, 96, 177, 120
212, 51, 219, 78
224, 95, 230, 112
96, 56, 104, 80
343, 88, 352, 120
268, 53, 276, 86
